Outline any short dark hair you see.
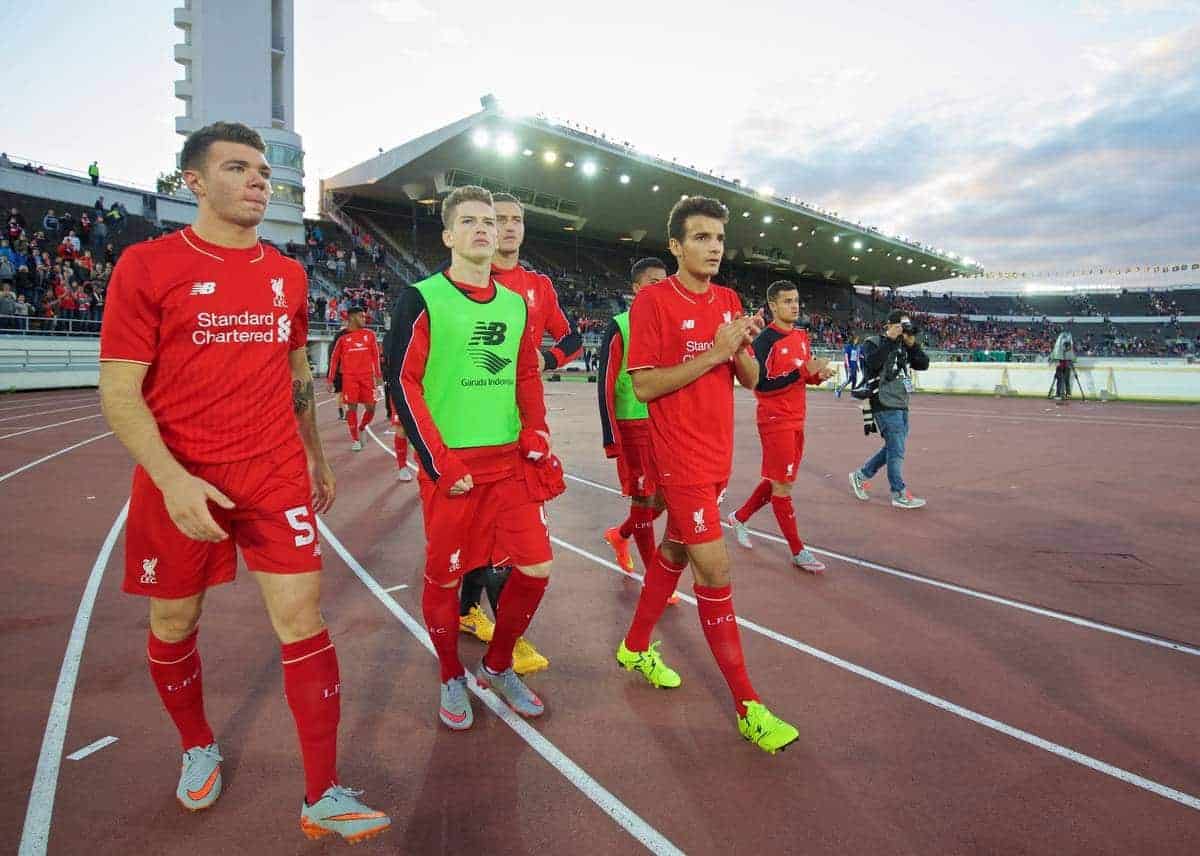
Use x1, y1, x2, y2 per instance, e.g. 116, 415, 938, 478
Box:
491, 192, 523, 212
667, 196, 729, 242
630, 256, 667, 283
441, 185, 493, 228
767, 280, 799, 302
180, 121, 266, 172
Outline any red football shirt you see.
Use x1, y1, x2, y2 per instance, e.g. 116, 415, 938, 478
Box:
626, 276, 744, 485
100, 227, 310, 464
492, 262, 581, 368
327, 328, 380, 378
752, 323, 822, 431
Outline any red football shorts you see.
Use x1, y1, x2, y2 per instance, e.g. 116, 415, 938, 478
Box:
340, 374, 377, 406
660, 481, 727, 546
123, 439, 322, 599
615, 439, 657, 497
759, 427, 805, 482
418, 472, 552, 585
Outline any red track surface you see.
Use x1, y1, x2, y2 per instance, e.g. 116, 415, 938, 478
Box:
3, 386, 1198, 854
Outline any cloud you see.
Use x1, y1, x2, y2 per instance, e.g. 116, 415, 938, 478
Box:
369, 0, 432, 24
723, 25, 1200, 273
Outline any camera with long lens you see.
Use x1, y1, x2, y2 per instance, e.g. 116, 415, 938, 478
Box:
901, 318, 920, 335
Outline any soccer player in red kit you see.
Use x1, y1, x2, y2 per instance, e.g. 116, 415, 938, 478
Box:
598, 257, 675, 603
454, 192, 579, 674
388, 185, 559, 730
728, 281, 835, 573
614, 196, 800, 754
98, 122, 389, 843
326, 303, 381, 451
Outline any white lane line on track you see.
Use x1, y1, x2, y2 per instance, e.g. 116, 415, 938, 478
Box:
0, 431, 114, 485
0, 394, 98, 413
315, 519, 685, 856
562, 472, 1200, 657
0, 404, 101, 424
382, 584, 409, 593
0, 414, 102, 440
66, 736, 119, 761
548, 535, 1200, 813
20, 501, 128, 856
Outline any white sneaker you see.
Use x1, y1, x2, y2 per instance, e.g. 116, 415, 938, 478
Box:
891, 491, 926, 509
176, 742, 223, 811
727, 512, 752, 549
351, 440, 363, 451
792, 548, 826, 574
397, 467, 414, 482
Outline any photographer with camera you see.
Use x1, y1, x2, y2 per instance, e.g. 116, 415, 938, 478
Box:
849, 310, 929, 509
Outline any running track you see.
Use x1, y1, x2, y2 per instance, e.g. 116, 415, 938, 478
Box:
2, 386, 1198, 854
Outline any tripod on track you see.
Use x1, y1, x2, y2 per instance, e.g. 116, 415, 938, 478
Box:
1047, 360, 1085, 403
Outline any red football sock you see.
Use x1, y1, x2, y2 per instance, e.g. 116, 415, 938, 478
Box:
345, 409, 359, 440
618, 508, 636, 540
694, 584, 759, 717
359, 406, 375, 429
281, 628, 341, 805
735, 479, 772, 523
623, 549, 687, 651
148, 628, 214, 751
394, 435, 408, 468
484, 570, 549, 673
422, 582, 464, 682
629, 505, 659, 572
281, 629, 341, 805
770, 495, 804, 554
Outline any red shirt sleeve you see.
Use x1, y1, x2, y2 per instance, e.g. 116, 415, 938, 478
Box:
626, 290, 662, 371
540, 276, 582, 368
516, 313, 548, 435
369, 332, 381, 379
99, 248, 158, 364
290, 278, 309, 352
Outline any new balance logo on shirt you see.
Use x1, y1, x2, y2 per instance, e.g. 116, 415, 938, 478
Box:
190, 282, 216, 295
681, 319, 696, 330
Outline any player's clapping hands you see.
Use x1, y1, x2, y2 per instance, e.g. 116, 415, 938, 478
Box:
712, 314, 757, 361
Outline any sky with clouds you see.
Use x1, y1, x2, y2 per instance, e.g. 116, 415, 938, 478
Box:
3, 0, 1196, 272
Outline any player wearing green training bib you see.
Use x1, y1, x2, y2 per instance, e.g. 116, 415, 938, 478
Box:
597, 257, 674, 585
386, 186, 558, 731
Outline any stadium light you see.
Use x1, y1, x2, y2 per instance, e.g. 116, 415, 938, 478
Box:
796, 241, 804, 247
852, 240, 862, 250
564, 160, 575, 168
522, 148, 534, 157
582, 161, 598, 176
759, 232, 765, 237
907, 258, 913, 264
792, 225, 799, 231
495, 134, 517, 156
763, 215, 773, 224
651, 184, 660, 192
619, 174, 630, 184
758, 186, 775, 197
543, 150, 557, 163
472, 129, 490, 147
832, 236, 840, 243
742, 211, 750, 218
681, 194, 689, 200
867, 247, 874, 252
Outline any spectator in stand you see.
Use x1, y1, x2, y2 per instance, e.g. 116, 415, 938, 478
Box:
42, 209, 60, 236
79, 211, 92, 245
315, 295, 327, 321
94, 195, 105, 216
0, 283, 16, 330
104, 242, 117, 265
90, 214, 108, 254
349, 249, 358, 272
14, 265, 32, 299
13, 294, 30, 330
9, 207, 26, 234
58, 233, 78, 261
0, 152, 10, 169
88, 160, 100, 186
59, 210, 75, 234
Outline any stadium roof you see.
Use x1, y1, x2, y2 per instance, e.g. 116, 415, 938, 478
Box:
322, 95, 981, 287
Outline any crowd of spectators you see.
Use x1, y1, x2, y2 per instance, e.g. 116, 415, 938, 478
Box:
1, 200, 126, 332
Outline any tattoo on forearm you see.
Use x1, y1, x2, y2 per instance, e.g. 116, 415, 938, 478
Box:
292, 379, 314, 414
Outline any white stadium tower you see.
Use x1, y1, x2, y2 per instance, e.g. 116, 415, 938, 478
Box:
172, 0, 305, 244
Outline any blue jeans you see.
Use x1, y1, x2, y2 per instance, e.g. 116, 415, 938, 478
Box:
860, 408, 908, 494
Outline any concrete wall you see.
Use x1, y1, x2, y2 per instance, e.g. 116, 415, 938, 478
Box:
0, 337, 100, 391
